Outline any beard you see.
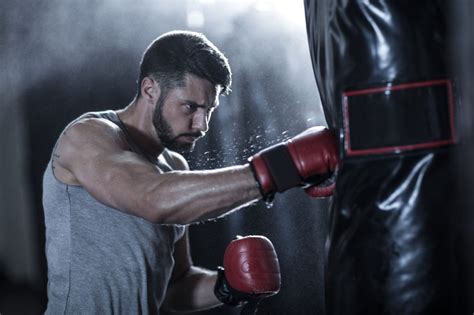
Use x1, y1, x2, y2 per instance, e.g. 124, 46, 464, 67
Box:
153, 96, 197, 153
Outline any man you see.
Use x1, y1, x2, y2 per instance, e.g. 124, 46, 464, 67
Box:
43, 30, 338, 313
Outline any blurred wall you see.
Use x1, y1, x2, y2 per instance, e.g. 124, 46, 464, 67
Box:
2, 1, 474, 314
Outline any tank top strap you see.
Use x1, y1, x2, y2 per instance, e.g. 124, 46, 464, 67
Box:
99, 110, 180, 171
162, 149, 178, 170
98, 110, 162, 166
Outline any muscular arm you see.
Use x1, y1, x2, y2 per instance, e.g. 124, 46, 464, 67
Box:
54, 117, 260, 224
161, 230, 221, 312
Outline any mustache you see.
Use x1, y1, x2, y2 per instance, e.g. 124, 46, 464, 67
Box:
178, 131, 205, 139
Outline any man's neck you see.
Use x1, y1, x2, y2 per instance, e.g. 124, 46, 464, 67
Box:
116, 99, 165, 159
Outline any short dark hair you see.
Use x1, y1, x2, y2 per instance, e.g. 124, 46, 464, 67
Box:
137, 30, 232, 98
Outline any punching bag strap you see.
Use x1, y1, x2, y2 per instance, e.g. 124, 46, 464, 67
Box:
342, 79, 457, 158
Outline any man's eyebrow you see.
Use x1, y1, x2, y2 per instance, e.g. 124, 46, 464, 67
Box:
184, 100, 218, 109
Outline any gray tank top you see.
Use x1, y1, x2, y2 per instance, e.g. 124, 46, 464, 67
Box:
43, 110, 185, 314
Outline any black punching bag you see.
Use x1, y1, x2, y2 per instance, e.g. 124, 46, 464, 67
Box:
304, 1, 466, 314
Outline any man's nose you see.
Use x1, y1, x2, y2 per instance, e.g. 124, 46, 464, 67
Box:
192, 109, 209, 133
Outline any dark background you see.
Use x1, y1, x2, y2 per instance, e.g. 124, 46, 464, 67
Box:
2, 1, 474, 314
0, 1, 330, 314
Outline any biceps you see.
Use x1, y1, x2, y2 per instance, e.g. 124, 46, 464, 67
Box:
72, 152, 162, 218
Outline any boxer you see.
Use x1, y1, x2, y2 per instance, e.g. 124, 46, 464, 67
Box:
42, 30, 338, 313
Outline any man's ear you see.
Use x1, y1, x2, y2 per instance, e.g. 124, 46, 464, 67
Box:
140, 77, 160, 103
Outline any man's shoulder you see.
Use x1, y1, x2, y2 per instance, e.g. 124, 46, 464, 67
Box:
65, 110, 121, 136
59, 110, 126, 152
52, 110, 126, 184
68, 110, 117, 128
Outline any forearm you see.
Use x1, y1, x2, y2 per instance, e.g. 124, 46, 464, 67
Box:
143, 164, 261, 224
162, 266, 221, 312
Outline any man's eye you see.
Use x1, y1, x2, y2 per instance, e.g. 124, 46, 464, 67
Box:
184, 104, 196, 111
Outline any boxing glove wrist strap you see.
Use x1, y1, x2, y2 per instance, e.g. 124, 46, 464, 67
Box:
248, 162, 271, 201
261, 144, 302, 191
214, 266, 250, 306
249, 144, 302, 198
214, 267, 265, 315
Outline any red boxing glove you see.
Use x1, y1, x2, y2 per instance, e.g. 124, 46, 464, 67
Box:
304, 183, 335, 198
214, 235, 281, 306
249, 126, 339, 199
